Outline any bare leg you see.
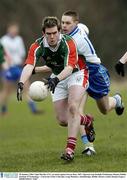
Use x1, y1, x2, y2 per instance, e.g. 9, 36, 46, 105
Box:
79, 93, 88, 136
53, 98, 68, 126
67, 85, 85, 138
96, 95, 116, 115
0, 80, 14, 114
79, 93, 96, 155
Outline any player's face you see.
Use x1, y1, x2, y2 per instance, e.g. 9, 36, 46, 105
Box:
44, 26, 60, 47
8, 25, 19, 37
61, 15, 78, 34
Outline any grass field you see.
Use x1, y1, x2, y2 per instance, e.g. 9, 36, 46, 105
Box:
0, 87, 127, 172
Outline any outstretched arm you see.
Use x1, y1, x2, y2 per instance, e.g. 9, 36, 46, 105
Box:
20, 64, 34, 84
119, 51, 127, 64
17, 64, 34, 101
33, 65, 52, 74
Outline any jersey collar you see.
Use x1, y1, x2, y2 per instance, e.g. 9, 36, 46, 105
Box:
69, 26, 79, 36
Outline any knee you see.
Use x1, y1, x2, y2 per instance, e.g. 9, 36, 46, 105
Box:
56, 115, 68, 127
68, 103, 77, 116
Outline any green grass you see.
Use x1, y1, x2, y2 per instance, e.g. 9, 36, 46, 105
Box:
0, 88, 127, 172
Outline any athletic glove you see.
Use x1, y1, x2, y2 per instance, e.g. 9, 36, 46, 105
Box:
17, 82, 24, 101
115, 61, 125, 77
45, 77, 59, 93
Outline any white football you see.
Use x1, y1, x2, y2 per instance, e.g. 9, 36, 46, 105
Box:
29, 81, 48, 101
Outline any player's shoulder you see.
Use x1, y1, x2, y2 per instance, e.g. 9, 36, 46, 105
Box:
78, 23, 89, 35
62, 34, 77, 51
35, 37, 44, 45
29, 37, 43, 52
63, 34, 73, 40
0, 35, 8, 42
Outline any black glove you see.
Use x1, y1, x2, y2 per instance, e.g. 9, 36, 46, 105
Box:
45, 77, 59, 93
115, 61, 125, 77
17, 82, 24, 101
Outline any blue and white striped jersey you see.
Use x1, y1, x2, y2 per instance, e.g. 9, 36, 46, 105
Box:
69, 23, 101, 64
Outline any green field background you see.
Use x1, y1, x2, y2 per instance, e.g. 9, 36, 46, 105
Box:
0, 84, 127, 172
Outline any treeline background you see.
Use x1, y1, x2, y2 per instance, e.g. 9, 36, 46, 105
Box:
0, 0, 127, 77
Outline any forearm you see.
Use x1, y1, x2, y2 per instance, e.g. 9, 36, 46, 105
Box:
20, 64, 34, 84
120, 52, 127, 64
57, 66, 73, 81
35, 65, 52, 73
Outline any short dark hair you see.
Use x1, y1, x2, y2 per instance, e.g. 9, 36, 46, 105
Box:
62, 10, 79, 22
42, 16, 61, 32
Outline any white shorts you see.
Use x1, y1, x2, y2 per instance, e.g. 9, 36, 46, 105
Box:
51, 69, 89, 102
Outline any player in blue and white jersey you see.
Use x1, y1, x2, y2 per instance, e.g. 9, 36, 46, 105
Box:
61, 10, 124, 154
0, 22, 42, 115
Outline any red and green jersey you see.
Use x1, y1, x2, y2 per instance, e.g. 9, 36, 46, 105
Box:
25, 34, 79, 75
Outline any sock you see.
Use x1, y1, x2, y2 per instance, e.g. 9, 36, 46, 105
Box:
80, 115, 87, 125
80, 114, 93, 126
1, 105, 7, 114
113, 94, 121, 107
28, 100, 37, 113
81, 135, 94, 148
81, 134, 89, 144
66, 137, 77, 153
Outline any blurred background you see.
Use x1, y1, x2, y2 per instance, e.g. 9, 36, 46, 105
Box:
0, 0, 127, 77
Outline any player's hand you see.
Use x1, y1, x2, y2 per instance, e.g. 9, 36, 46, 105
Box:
115, 61, 125, 77
45, 77, 59, 93
17, 82, 24, 101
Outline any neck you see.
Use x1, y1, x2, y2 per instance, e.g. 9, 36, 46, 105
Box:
49, 44, 57, 48
69, 25, 78, 36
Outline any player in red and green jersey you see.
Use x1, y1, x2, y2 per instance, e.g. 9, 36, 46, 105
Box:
25, 34, 80, 76
17, 16, 93, 161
